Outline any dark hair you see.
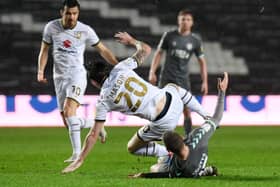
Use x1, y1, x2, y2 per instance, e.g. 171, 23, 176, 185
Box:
163, 131, 185, 155
62, 0, 80, 9
178, 9, 193, 17
84, 61, 113, 86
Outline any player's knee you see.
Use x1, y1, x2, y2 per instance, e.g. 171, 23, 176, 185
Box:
63, 106, 75, 118
127, 133, 143, 154
150, 164, 159, 172
63, 99, 79, 117
127, 142, 136, 154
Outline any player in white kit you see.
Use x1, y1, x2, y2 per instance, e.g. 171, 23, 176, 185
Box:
37, 0, 118, 162
62, 32, 210, 173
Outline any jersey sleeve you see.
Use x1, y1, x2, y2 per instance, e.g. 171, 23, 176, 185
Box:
115, 57, 138, 70
86, 26, 100, 46
194, 37, 205, 59
42, 22, 52, 44
157, 32, 168, 50
95, 100, 108, 121
211, 90, 225, 125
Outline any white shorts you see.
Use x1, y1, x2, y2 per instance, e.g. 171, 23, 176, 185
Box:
54, 71, 87, 111
137, 85, 184, 142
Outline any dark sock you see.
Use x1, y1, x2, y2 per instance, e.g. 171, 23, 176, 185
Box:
184, 117, 192, 136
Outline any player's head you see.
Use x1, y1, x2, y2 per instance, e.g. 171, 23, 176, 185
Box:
60, 0, 80, 29
84, 61, 113, 88
177, 9, 193, 31
163, 131, 188, 159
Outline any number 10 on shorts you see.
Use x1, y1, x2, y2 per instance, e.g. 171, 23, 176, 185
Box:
72, 85, 81, 96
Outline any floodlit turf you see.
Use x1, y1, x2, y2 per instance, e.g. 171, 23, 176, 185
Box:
0, 126, 280, 187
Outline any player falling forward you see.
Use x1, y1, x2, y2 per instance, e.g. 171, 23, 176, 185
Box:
130, 72, 228, 178
62, 32, 210, 173
37, 0, 118, 162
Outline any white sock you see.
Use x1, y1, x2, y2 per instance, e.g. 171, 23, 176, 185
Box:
79, 118, 95, 129
186, 96, 209, 118
66, 116, 81, 155
178, 87, 209, 118
133, 142, 168, 157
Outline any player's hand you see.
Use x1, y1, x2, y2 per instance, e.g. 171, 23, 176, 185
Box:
62, 159, 84, 174
128, 173, 144, 179
148, 71, 157, 85
37, 71, 48, 84
217, 72, 228, 92
114, 32, 135, 45
201, 81, 208, 95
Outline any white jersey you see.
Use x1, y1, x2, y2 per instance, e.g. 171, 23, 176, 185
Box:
95, 58, 166, 121
42, 19, 99, 79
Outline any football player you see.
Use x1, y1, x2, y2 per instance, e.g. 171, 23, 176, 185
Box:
62, 31, 210, 173
37, 0, 118, 162
149, 9, 208, 136
130, 72, 228, 178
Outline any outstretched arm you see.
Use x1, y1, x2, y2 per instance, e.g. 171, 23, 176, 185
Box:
129, 172, 170, 179
95, 42, 118, 65
211, 72, 228, 125
62, 121, 105, 173
114, 32, 151, 65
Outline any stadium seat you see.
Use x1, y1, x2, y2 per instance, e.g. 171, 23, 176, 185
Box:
0, 0, 279, 94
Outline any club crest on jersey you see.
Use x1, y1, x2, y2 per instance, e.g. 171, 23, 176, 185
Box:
172, 41, 177, 47
186, 43, 193, 50
200, 46, 204, 52
74, 31, 82, 39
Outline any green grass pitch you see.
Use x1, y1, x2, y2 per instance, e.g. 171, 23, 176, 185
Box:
0, 126, 280, 187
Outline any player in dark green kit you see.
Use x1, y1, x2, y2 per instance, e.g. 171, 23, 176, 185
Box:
130, 72, 228, 178
149, 9, 208, 136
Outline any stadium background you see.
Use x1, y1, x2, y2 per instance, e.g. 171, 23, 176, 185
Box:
0, 1, 280, 186
0, 0, 279, 126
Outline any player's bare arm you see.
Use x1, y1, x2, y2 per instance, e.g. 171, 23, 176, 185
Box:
128, 172, 170, 178
37, 41, 49, 84
62, 121, 105, 174
114, 32, 151, 65
218, 72, 228, 93
209, 72, 228, 125
95, 42, 118, 65
198, 57, 208, 95
149, 49, 163, 85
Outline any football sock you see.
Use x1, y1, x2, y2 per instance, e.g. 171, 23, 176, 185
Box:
79, 118, 95, 129
134, 142, 168, 157
66, 116, 82, 155
178, 87, 209, 118
185, 95, 209, 118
